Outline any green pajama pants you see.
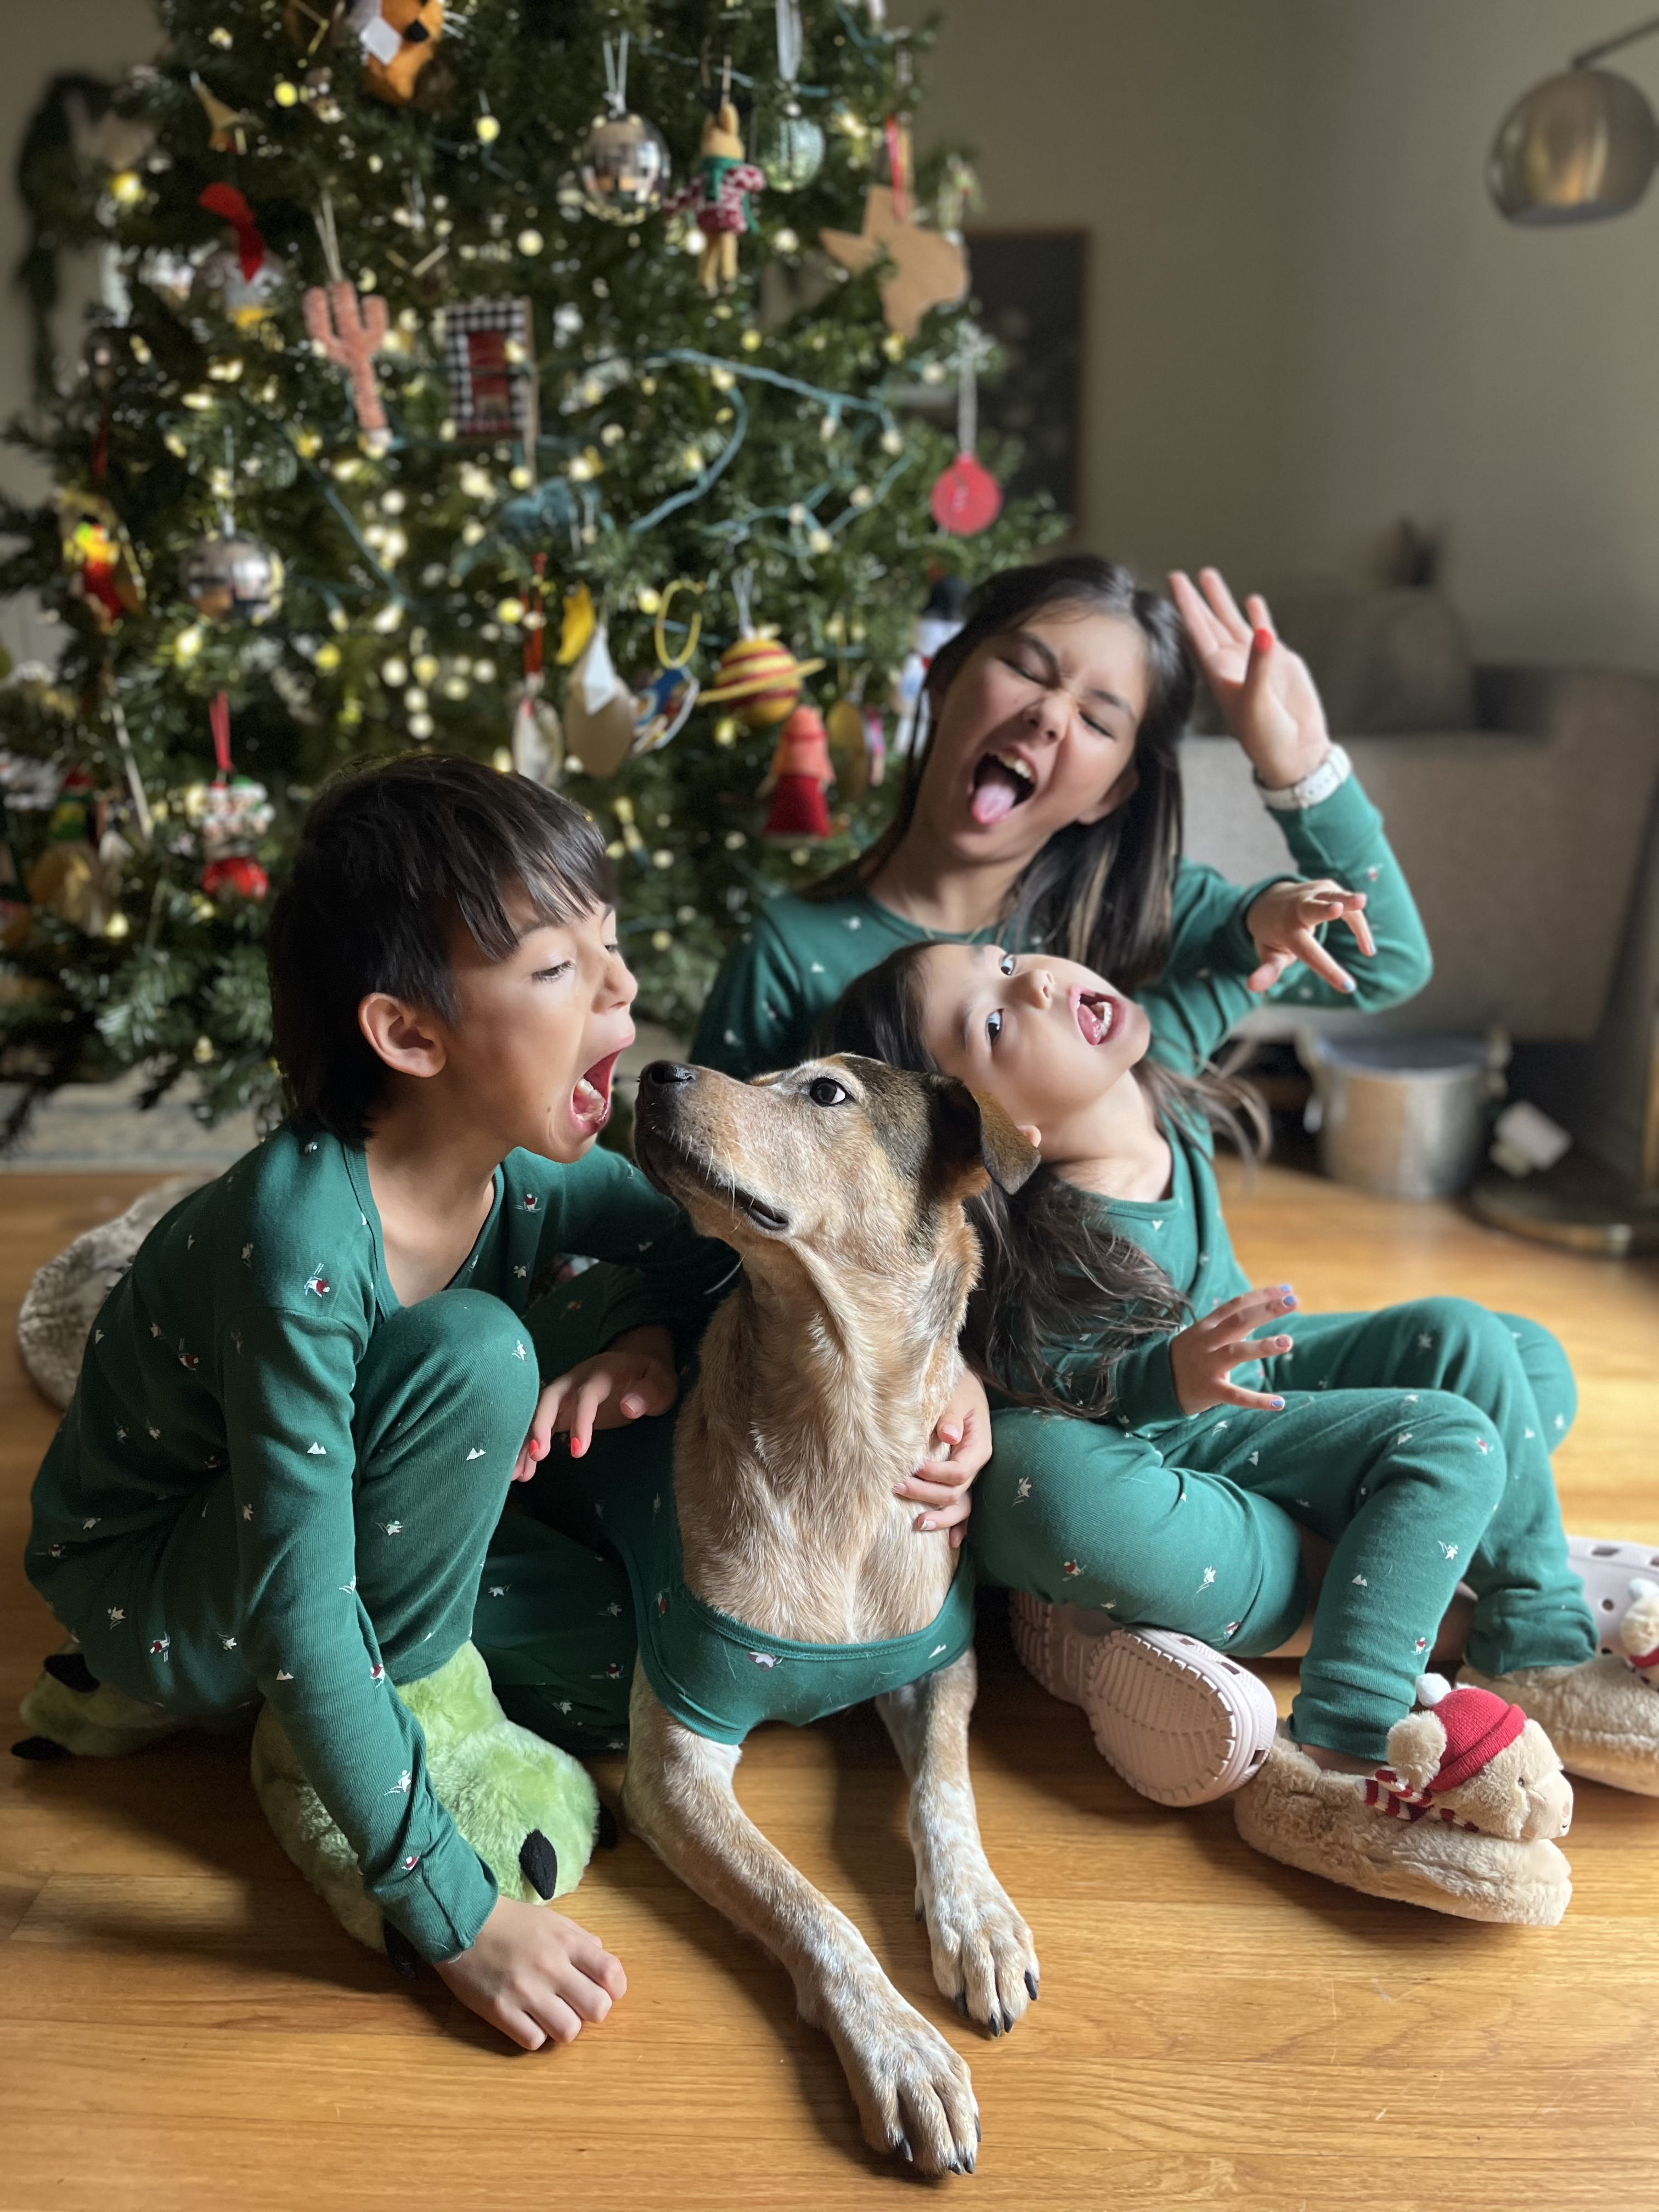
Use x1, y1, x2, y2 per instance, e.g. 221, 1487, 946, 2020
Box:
972, 1296, 1599, 1760
65, 1291, 542, 1718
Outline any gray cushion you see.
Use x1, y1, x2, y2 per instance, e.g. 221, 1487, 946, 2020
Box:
1266, 586, 1477, 734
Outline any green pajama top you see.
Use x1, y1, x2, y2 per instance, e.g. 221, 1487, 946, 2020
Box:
573, 1401, 976, 1744
691, 771, 1432, 1080
29, 1126, 730, 1961
1039, 795, 1429, 1429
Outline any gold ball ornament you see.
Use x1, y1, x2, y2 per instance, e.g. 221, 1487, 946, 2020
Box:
700, 635, 825, 729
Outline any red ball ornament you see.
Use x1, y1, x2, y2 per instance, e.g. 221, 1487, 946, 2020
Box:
930, 454, 1002, 537
202, 854, 270, 901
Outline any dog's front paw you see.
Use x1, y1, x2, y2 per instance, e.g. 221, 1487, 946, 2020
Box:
827, 1976, 980, 2175
918, 1864, 1039, 2038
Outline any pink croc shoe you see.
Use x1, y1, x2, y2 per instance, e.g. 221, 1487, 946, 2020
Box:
1009, 1593, 1278, 1807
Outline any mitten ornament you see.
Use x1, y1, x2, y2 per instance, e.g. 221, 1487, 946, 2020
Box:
1618, 1578, 1659, 1685
759, 706, 833, 842
665, 99, 766, 295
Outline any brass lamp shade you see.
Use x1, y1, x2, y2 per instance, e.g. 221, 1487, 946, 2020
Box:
1488, 66, 1659, 223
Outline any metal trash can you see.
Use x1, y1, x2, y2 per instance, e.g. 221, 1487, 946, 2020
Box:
1298, 1034, 1500, 1201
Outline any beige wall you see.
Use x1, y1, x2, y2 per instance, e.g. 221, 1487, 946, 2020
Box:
10, 4, 1659, 670
0, 1, 159, 665
903, 0, 1659, 672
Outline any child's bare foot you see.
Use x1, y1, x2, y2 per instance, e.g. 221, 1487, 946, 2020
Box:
435, 1894, 627, 2050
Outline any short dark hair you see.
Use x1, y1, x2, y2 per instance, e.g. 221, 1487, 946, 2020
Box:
268, 753, 613, 1144
809, 555, 1195, 994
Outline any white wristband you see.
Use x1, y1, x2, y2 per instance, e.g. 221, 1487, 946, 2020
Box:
1256, 743, 1351, 812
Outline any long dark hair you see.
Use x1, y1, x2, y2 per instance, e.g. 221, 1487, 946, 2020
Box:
818, 943, 1265, 1419
809, 556, 1195, 995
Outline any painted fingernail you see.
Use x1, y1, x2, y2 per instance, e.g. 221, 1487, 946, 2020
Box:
1282, 1294, 1297, 1308
1253, 627, 1273, 653
1271, 1397, 1285, 1410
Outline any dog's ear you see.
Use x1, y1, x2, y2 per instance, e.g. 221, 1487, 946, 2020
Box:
926, 1076, 1041, 1198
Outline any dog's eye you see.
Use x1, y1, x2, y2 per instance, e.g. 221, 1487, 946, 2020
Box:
806, 1076, 850, 1107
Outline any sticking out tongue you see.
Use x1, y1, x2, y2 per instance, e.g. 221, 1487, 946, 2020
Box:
970, 756, 1026, 827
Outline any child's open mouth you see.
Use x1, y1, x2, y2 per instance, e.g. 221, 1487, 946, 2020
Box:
570, 1049, 622, 1135
1070, 988, 1115, 1047
969, 750, 1036, 827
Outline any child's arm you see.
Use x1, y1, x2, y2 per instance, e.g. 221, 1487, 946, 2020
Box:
219, 1312, 498, 1963
1170, 568, 1434, 1015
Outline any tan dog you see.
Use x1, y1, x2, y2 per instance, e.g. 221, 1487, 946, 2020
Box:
625, 1053, 1039, 2177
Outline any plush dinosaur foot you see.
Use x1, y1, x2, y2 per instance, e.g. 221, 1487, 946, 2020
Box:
251, 1640, 601, 1958
14, 1647, 184, 1760
1233, 1729, 1572, 1925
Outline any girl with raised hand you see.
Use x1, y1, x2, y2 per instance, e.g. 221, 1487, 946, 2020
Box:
692, 555, 1432, 1082
818, 940, 1659, 1920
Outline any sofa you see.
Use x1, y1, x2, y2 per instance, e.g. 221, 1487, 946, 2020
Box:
1177, 587, 1659, 1184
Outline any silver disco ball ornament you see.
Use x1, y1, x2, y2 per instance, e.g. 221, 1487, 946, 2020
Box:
1488, 66, 1659, 224
758, 99, 825, 194
178, 532, 286, 625
578, 110, 670, 225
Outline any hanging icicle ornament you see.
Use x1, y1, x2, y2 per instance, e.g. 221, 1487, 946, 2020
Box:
303, 195, 392, 453
664, 62, 766, 295
186, 692, 274, 900
578, 32, 670, 227
509, 555, 563, 787
701, 569, 823, 728
930, 328, 1002, 535
758, 0, 825, 194
630, 580, 703, 757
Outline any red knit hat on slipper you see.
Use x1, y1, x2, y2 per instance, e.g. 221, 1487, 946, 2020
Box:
1414, 1674, 1526, 1793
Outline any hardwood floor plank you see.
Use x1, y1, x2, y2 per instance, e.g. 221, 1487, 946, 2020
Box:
2, 1162, 1656, 2208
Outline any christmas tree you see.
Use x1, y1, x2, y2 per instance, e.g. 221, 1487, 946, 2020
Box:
0, 0, 1060, 1139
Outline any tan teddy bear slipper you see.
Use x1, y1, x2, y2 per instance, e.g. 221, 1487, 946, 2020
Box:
1233, 1675, 1574, 1925
1459, 1578, 1659, 1796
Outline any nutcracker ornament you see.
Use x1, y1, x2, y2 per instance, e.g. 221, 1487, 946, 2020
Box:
759, 706, 833, 842
665, 89, 766, 296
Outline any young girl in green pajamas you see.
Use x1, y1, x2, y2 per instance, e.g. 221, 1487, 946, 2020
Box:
821, 932, 1659, 1910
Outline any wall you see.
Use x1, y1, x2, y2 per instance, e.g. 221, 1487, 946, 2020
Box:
902, 0, 1659, 673
0, 0, 159, 667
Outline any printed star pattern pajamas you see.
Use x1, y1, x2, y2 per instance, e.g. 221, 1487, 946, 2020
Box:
27, 1125, 732, 1959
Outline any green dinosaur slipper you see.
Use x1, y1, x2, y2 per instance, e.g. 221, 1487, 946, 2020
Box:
15, 1647, 188, 1759
251, 1639, 601, 1960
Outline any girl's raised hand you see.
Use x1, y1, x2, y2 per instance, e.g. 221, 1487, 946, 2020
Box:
1169, 1285, 1297, 1417
515, 1324, 679, 1477
1169, 568, 1331, 791
1244, 876, 1375, 995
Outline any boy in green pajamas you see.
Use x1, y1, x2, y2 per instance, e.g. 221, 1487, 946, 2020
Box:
822, 926, 1659, 1911
22, 756, 732, 2050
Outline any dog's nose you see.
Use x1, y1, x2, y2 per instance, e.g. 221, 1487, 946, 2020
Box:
641, 1060, 697, 1087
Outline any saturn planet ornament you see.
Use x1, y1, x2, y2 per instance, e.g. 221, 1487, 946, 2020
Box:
701, 633, 824, 729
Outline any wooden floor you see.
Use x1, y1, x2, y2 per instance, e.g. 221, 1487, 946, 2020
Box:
2, 1165, 1657, 2211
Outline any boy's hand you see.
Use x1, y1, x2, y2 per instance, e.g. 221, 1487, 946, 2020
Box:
1169, 568, 1331, 790
1170, 1286, 1297, 1417
434, 1894, 627, 2050
894, 1368, 991, 1549
514, 1325, 679, 1477
1244, 877, 1375, 996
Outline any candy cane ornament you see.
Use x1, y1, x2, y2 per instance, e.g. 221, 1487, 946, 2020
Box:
303, 280, 392, 453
